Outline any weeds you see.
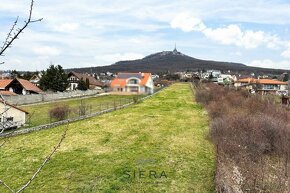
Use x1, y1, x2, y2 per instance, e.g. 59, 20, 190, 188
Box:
195, 83, 290, 192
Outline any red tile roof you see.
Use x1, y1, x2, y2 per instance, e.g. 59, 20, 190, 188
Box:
111, 72, 151, 87
0, 79, 13, 89
0, 78, 43, 94
16, 78, 43, 93
0, 100, 29, 114
0, 91, 17, 96
236, 78, 288, 85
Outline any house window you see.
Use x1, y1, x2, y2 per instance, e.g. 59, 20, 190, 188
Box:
128, 79, 138, 84
263, 84, 275, 90
6, 117, 13, 121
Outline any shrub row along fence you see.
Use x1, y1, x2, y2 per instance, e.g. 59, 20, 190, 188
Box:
3, 89, 103, 105
194, 82, 290, 193
0, 86, 167, 138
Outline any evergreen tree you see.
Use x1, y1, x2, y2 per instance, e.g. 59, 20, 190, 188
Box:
77, 78, 88, 90
39, 65, 68, 92
283, 73, 289, 82
11, 70, 20, 78
85, 78, 90, 89
21, 71, 34, 80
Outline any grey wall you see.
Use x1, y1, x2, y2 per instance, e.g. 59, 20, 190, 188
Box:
3, 90, 103, 105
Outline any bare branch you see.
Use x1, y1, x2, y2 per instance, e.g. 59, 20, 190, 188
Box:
0, 0, 43, 57
0, 17, 19, 52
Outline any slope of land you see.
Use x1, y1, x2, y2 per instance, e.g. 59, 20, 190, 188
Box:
0, 83, 215, 193
68, 50, 290, 74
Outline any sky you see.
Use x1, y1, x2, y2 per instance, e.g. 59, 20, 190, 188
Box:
1, 0, 290, 71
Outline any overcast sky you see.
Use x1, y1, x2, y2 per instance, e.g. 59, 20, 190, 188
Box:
1, 0, 290, 71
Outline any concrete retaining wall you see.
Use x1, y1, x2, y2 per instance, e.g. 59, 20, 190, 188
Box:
3, 90, 102, 105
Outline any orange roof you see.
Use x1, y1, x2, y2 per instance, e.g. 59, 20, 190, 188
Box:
0, 100, 29, 114
0, 91, 17, 96
0, 79, 13, 89
257, 79, 288, 85
0, 78, 43, 93
236, 78, 288, 85
16, 78, 43, 93
111, 72, 151, 87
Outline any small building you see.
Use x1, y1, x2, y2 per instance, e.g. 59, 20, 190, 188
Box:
217, 74, 235, 85
111, 72, 154, 94
67, 71, 104, 91
0, 100, 29, 129
0, 78, 43, 95
29, 74, 42, 86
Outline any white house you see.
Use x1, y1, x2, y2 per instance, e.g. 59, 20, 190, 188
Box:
217, 74, 235, 85
0, 100, 28, 129
111, 72, 154, 94
67, 71, 104, 91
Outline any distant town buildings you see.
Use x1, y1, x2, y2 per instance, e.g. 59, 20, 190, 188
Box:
111, 72, 154, 94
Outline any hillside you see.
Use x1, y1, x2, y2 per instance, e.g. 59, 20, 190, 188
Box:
68, 49, 290, 74
0, 84, 215, 192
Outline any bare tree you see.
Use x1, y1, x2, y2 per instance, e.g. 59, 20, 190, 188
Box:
0, 0, 42, 132
0, 0, 43, 61
0, 1, 69, 192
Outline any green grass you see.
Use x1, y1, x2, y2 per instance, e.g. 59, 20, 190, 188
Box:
0, 83, 215, 193
21, 95, 134, 127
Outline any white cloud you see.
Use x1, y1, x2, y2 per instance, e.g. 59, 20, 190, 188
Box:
281, 48, 290, 58
170, 13, 206, 32
281, 43, 290, 58
53, 23, 79, 32
33, 46, 61, 56
203, 26, 268, 49
171, 14, 288, 50
248, 59, 290, 70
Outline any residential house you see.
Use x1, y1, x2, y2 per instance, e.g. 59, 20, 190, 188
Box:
67, 71, 104, 91
29, 73, 42, 86
0, 78, 43, 95
217, 74, 235, 85
0, 100, 29, 129
111, 72, 154, 94
235, 78, 288, 95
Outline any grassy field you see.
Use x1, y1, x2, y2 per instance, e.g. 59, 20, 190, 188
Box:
21, 95, 133, 127
0, 83, 215, 193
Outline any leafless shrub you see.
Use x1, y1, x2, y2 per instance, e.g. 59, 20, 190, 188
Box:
196, 83, 290, 192
49, 105, 70, 121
